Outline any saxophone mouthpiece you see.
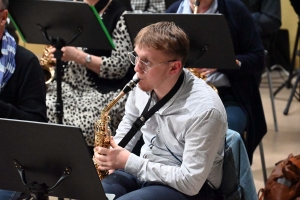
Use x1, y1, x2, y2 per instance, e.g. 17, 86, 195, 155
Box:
122, 76, 140, 94
132, 73, 140, 83
132, 77, 140, 84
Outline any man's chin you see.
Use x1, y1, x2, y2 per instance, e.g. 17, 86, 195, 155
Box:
137, 83, 151, 92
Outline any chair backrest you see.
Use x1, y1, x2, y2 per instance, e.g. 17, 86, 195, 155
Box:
219, 129, 258, 200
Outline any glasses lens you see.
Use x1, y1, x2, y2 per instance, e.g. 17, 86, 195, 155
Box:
128, 53, 136, 65
128, 52, 148, 73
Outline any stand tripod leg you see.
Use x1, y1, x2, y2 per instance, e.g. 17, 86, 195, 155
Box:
266, 67, 278, 131
274, 20, 300, 97
259, 142, 268, 185
283, 71, 300, 115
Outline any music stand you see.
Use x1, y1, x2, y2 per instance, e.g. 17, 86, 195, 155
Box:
124, 13, 238, 70
0, 118, 111, 200
8, 0, 115, 124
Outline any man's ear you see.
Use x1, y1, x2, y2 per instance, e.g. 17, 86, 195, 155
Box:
170, 60, 182, 75
0, 10, 8, 26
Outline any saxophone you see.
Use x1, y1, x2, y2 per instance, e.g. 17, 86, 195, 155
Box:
93, 77, 140, 180
188, 68, 218, 93
187, 0, 218, 93
40, 45, 55, 86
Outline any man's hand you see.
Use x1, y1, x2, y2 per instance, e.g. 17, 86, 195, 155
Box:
93, 137, 131, 171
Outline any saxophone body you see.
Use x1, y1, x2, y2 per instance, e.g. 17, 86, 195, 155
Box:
94, 77, 140, 180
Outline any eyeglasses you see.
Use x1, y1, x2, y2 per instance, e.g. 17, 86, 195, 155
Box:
127, 51, 176, 73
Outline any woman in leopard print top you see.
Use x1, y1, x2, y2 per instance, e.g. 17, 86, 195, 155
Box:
46, 0, 134, 151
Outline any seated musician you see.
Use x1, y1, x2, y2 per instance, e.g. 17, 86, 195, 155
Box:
129, 0, 166, 13
0, 0, 47, 199
93, 21, 228, 199
167, 0, 267, 164
46, 0, 134, 153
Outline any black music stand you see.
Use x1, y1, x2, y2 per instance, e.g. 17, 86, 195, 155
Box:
8, 0, 115, 124
124, 13, 238, 70
282, 17, 300, 115
0, 118, 112, 200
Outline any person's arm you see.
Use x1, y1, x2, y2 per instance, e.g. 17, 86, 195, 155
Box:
251, 0, 281, 38
58, 14, 132, 80
165, 0, 182, 13
0, 46, 47, 122
99, 14, 133, 79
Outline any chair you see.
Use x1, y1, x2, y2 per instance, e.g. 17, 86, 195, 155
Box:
262, 29, 281, 132
219, 129, 257, 200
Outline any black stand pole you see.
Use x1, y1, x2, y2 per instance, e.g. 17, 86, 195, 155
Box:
283, 69, 300, 115
9, 0, 115, 124
273, 18, 300, 97
38, 25, 82, 124
272, 17, 300, 115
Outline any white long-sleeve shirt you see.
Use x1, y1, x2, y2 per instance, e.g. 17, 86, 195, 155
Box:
114, 69, 227, 196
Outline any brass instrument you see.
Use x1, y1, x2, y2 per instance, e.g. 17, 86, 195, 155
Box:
188, 68, 218, 93
93, 77, 140, 180
40, 45, 55, 86
193, 0, 200, 14
188, 0, 218, 93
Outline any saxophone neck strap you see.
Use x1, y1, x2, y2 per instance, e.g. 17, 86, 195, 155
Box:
118, 71, 185, 148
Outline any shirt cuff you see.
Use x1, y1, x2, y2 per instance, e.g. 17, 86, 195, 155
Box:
124, 153, 145, 177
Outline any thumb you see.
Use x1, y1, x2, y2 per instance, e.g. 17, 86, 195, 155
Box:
110, 137, 119, 149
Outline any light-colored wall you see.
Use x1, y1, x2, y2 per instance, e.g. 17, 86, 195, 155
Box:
281, 0, 298, 68
18, 40, 44, 59
19, 0, 299, 67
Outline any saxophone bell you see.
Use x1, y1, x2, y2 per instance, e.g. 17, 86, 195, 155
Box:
187, 68, 218, 93
40, 45, 56, 87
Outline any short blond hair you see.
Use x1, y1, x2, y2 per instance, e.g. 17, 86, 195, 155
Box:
134, 21, 190, 66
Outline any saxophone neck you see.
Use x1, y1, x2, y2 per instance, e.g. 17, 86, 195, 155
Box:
100, 77, 140, 118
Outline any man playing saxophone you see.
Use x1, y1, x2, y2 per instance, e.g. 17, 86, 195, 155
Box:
93, 21, 227, 199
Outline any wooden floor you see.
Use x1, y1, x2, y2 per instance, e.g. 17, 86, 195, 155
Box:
50, 68, 300, 199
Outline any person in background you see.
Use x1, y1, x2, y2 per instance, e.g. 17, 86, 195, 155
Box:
248, 0, 281, 82
167, 0, 266, 164
129, 0, 166, 13
6, 18, 19, 44
290, 0, 300, 17
46, 0, 134, 154
94, 21, 227, 200
249, 0, 281, 50
0, 0, 47, 199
